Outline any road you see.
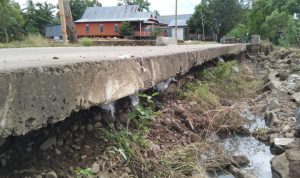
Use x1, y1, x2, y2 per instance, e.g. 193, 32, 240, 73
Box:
0, 44, 240, 71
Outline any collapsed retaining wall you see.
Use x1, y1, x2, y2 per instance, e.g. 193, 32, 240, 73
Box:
0, 44, 246, 138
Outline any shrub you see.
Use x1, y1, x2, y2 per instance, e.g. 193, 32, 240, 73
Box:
119, 21, 134, 37
80, 37, 94, 46
227, 24, 249, 42
279, 18, 300, 47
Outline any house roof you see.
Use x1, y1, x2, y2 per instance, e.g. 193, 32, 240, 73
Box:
158, 14, 192, 27
75, 5, 158, 23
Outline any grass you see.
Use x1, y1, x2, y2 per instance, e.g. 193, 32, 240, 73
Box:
80, 37, 94, 46
0, 34, 63, 48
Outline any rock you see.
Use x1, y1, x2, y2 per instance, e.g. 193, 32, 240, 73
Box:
292, 92, 300, 105
1, 158, 6, 167
162, 118, 172, 126
45, 171, 58, 178
94, 122, 103, 129
264, 111, 280, 127
35, 175, 43, 178
102, 112, 116, 124
118, 113, 129, 125
272, 138, 295, 155
295, 108, 300, 137
229, 165, 257, 178
175, 106, 185, 114
283, 125, 291, 133
189, 132, 201, 143
147, 144, 161, 158
268, 98, 280, 111
57, 139, 64, 146
271, 153, 289, 178
72, 125, 79, 132
55, 148, 61, 155
86, 124, 94, 132
91, 162, 100, 174
40, 137, 57, 150
232, 155, 250, 167
93, 112, 102, 122
285, 132, 294, 138
285, 141, 300, 178
0, 137, 5, 147
276, 71, 289, 81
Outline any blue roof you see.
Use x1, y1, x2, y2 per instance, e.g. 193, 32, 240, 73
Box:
158, 14, 192, 27
75, 5, 158, 23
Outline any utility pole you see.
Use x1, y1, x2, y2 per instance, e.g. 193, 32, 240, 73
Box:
201, 9, 205, 41
175, 0, 178, 39
59, 0, 68, 45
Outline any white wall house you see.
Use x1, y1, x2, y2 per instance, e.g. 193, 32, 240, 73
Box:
158, 14, 192, 41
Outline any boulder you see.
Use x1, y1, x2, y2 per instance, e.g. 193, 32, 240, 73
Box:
271, 153, 289, 178
229, 165, 257, 178
45, 171, 58, 178
40, 137, 57, 150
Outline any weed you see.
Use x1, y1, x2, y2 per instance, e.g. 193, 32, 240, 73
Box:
74, 167, 93, 177
80, 38, 94, 46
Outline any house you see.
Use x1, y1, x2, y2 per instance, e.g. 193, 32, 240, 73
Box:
45, 24, 61, 40
75, 5, 160, 38
158, 14, 192, 41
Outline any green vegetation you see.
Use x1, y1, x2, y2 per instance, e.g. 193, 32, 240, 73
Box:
119, 21, 134, 37
79, 37, 94, 46
188, 0, 245, 41
227, 24, 249, 42
119, 0, 151, 11
150, 28, 163, 38
0, 34, 54, 48
70, 0, 102, 21
74, 167, 93, 177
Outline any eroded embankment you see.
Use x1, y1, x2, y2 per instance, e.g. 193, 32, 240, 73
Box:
0, 53, 276, 178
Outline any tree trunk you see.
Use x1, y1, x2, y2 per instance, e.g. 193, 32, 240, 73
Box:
4, 28, 8, 43
63, 0, 78, 43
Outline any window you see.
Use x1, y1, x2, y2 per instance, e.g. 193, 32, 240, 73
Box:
100, 24, 104, 32
114, 24, 119, 33
85, 24, 90, 33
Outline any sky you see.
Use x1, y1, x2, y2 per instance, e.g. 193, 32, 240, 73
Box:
15, 0, 200, 15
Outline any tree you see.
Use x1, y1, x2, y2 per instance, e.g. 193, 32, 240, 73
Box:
0, 0, 24, 42
63, 0, 78, 43
23, 0, 56, 35
119, 21, 134, 37
119, 0, 151, 11
188, 0, 245, 40
69, 0, 102, 21
247, 0, 300, 43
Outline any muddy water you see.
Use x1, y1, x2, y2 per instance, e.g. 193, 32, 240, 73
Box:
208, 111, 273, 178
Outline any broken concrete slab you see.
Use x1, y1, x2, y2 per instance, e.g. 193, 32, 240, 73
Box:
0, 44, 246, 138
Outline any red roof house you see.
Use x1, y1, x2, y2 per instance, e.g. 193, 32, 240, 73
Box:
75, 5, 161, 38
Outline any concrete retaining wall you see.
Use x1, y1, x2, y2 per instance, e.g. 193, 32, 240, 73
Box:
0, 44, 246, 138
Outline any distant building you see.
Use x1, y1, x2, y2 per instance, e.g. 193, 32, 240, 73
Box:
158, 14, 192, 41
75, 5, 161, 38
45, 24, 61, 40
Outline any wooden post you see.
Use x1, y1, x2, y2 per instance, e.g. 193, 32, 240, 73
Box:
140, 21, 142, 40
59, 0, 68, 45
63, 0, 78, 43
